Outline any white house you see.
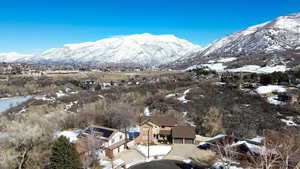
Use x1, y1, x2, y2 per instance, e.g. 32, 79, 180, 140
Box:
81, 125, 126, 158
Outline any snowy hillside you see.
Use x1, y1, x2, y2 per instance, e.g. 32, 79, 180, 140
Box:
0, 52, 33, 63
201, 13, 300, 58
22, 33, 202, 66
168, 13, 300, 69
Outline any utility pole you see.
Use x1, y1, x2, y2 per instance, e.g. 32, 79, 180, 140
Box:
147, 128, 150, 159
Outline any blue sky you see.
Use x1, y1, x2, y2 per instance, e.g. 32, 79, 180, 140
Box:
0, 0, 299, 53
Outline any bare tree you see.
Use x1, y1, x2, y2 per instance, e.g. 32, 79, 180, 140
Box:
251, 129, 300, 169
78, 130, 102, 169
216, 144, 238, 169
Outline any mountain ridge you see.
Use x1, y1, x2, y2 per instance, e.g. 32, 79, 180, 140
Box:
168, 13, 300, 69
2, 33, 203, 66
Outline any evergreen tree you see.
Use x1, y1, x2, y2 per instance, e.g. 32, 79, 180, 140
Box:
49, 136, 82, 169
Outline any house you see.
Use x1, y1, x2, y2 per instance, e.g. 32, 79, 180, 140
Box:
134, 122, 156, 144
172, 126, 196, 144
79, 125, 126, 158
136, 116, 196, 144
135, 115, 177, 144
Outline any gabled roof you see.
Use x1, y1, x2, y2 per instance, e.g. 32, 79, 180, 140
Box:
172, 126, 195, 139
141, 115, 177, 127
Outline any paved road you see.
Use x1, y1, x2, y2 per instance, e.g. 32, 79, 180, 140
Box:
115, 149, 145, 165
165, 144, 215, 165
166, 144, 198, 159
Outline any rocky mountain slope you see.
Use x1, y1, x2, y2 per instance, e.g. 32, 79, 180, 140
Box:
169, 13, 300, 69
15, 33, 202, 66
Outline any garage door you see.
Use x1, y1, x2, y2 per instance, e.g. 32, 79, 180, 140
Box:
185, 139, 194, 144
173, 138, 183, 144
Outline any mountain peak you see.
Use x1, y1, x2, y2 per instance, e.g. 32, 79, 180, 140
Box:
17, 33, 202, 66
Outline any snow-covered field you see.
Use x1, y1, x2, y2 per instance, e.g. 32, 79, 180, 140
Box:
56, 130, 81, 143
256, 85, 286, 94
228, 65, 287, 73
187, 63, 288, 74
0, 96, 32, 113
137, 145, 172, 157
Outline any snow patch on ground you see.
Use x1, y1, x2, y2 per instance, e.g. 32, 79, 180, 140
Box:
137, 145, 172, 157
165, 93, 176, 98
228, 65, 287, 73
56, 130, 81, 143
218, 57, 237, 63
267, 96, 285, 105
281, 118, 299, 127
187, 64, 288, 74
177, 89, 191, 103
256, 85, 286, 94
35, 95, 56, 102
17, 107, 26, 114
183, 159, 192, 163
248, 137, 263, 144
64, 101, 78, 112
144, 106, 151, 116
212, 162, 244, 169
202, 63, 227, 72
56, 90, 67, 98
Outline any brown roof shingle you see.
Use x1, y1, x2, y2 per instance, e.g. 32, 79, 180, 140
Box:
142, 115, 177, 127
172, 126, 196, 139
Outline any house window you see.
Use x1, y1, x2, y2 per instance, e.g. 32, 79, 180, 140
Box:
120, 135, 123, 140
143, 136, 148, 140
143, 128, 149, 131
111, 139, 115, 144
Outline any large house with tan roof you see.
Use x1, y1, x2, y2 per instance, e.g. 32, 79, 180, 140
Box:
135, 115, 196, 144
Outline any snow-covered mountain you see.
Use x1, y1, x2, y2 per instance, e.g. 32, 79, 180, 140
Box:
18, 33, 202, 66
202, 13, 300, 57
0, 52, 33, 63
169, 13, 300, 69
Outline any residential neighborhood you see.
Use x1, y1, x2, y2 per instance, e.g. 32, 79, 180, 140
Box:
1, 2, 300, 169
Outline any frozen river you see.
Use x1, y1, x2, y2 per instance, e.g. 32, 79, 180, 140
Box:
0, 96, 32, 114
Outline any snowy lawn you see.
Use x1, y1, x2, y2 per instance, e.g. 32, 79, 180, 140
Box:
56, 130, 81, 143
137, 145, 172, 157
256, 85, 286, 94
